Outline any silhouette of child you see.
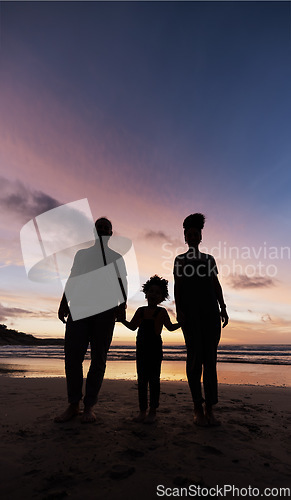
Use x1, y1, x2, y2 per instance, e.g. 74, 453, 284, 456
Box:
119, 275, 180, 423
174, 213, 228, 427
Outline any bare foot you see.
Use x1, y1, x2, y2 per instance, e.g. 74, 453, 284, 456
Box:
81, 406, 96, 423
144, 409, 156, 424
193, 407, 208, 427
54, 404, 80, 423
132, 411, 146, 423
204, 408, 221, 426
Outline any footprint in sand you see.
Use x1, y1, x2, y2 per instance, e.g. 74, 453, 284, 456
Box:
122, 448, 145, 458
109, 464, 135, 479
201, 445, 223, 455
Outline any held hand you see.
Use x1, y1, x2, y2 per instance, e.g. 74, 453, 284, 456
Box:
176, 309, 185, 327
58, 305, 69, 324
116, 310, 126, 322
220, 307, 229, 328
116, 303, 126, 322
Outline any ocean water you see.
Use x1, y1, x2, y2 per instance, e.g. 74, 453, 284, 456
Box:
0, 344, 290, 365
0, 344, 290, 386
0, 345, 291, 387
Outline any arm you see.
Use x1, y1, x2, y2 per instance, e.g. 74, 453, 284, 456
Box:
163, 310, 180, 332
120, 308, 142, 331
174, 278, 185, 325
114, 259, 128, 316
173, 256, 185, 325
212, 274, 229, 328
58, 293, 70, 323
58, 249, 81, 323
115, 276, 128, 319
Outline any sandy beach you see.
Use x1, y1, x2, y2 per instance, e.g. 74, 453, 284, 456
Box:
0, 377, 290, 499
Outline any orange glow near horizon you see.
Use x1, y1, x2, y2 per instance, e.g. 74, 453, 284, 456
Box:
1, 15, 290, 346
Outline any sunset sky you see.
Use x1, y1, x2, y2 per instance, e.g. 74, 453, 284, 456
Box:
0, 1, 290, 345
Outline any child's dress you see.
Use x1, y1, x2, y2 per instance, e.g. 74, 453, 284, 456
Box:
136, 307, 163, 411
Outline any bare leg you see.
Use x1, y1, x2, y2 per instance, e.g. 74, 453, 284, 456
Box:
144, 408, 157, 424
193, 403, 208, 427
132, 410, 147, 422
204, 404, 221, 426
81, 405, 97, 423
54, 403, 80, 423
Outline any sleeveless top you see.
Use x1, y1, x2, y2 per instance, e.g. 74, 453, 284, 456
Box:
136, 307, 163, 348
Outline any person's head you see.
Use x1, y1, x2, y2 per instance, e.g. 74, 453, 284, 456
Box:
95, 217, 113, 238
142, 275, 169, 306
183, 213, 205, 247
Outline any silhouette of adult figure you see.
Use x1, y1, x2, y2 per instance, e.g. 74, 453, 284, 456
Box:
55, 217, 127, 423
173, 213, 228, 426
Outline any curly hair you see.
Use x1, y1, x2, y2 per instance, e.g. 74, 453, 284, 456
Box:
183, 213, 205, 233
142, 275, 169, 302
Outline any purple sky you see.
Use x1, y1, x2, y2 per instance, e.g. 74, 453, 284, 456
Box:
0, 1, 290, 343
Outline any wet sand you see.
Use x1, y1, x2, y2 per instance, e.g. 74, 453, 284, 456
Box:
1, 358, 290, 387
0, 377, 290, 499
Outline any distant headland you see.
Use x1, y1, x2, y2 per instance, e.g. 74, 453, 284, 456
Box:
0, 324, 64, 346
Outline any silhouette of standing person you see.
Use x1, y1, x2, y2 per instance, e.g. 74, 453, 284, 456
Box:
55, 217, 127, 423
118, 275, 180, 424
173, 213, 228, 426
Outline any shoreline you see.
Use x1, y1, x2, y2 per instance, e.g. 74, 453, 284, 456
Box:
0, 358, 290, 387
0, 378, 290, 499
